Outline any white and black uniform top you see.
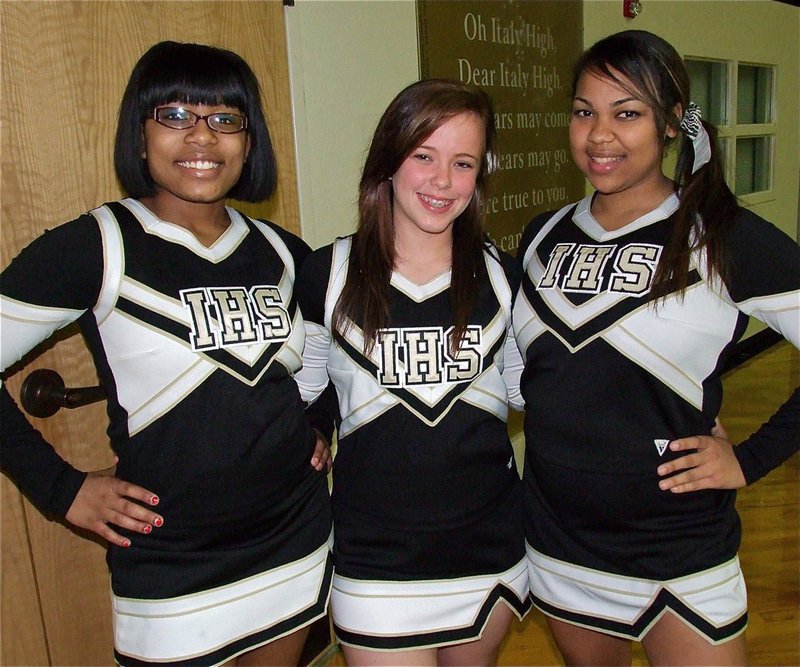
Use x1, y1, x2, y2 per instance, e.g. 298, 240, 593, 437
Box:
0, 199, 333, 666
295, 237, 530, 651
514, 193, 799, 642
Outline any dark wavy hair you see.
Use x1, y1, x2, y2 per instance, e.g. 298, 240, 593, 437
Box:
573, 30, 738, 295
114, 41, 276, 202
332, 78, 497, 354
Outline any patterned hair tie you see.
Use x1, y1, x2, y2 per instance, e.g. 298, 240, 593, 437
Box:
680, 102, 703, 139
680, 101, 711, 174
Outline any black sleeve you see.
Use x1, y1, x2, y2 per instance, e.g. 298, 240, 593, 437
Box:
483, 242, 523, 310
734, 387, 800, 485
296, 245, 339, 442
295, 243, 336, 327
0, 386, 87, 517
723, 208, 800, 303
723, 209, 800, 483
305, 381, 340, 445
497, 247, 523, 299
0, 214, 103, 308
1, 214, 103, 518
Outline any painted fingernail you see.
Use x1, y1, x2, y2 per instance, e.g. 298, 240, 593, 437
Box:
122, 539, 131, 548
143, 524, 152, 534
153, 517, 163, 528
150, 496, 159, 505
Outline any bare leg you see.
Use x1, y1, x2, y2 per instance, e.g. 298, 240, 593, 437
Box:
342, 645, 438, 666
235, 625, 311, 667
546, 617, 632, 667
641, 611, 747, 666
438, 603, 515, 667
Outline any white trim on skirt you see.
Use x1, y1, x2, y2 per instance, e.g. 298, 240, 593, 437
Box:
332, 557, 530, 651
112, 534, 333, 663
526, 543, 747, 644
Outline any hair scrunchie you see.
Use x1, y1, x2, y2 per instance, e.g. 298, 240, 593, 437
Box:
680, 102, 712, 174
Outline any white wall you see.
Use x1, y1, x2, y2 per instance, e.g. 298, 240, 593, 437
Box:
285, 0, 419, 249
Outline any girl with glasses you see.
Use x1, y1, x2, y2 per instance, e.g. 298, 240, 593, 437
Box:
514, 29, 799, 666
1, 41, 332, 666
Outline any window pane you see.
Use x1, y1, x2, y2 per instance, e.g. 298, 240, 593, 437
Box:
735, 136, 771, 195
686, 59, 728, 125
737, 65, 773, 124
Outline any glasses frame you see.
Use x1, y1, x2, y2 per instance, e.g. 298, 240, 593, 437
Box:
150, 106, 248, 134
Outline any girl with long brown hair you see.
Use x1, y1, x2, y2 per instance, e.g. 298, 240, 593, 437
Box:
296, 79, 529, 666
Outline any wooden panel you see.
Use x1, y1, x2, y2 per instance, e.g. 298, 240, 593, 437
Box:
0, 2, 300, 664
0, 478, 48, 666
720, 342, 799, 666
0, 1, 299, 258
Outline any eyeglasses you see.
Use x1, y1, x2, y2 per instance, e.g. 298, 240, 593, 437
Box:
151, 106, 248, 134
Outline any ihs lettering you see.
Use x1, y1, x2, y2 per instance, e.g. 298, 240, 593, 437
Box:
181, 285, 291, 351
539, 243, 663, 296
376, 326, 483, 387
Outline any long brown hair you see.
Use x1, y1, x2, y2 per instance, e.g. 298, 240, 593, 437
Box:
333, 79, 496, 353
573, 30, 738, 296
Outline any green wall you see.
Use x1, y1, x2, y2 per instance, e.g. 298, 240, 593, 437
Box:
285, 0, 419, 249
286, 0, 799, 469
583, 0, 799, 244
288, 0, 799, 249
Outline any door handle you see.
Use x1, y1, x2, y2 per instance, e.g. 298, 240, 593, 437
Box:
20, 368, 106, 418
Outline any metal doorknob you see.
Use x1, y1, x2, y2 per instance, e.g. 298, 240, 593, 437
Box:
20, 368, 106, 418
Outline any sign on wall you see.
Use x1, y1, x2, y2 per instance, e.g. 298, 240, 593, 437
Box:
418, 0, 585, 254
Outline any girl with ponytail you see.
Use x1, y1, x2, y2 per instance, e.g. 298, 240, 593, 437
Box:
514, 29, 799, 665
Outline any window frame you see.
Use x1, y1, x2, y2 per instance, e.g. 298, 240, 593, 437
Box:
683, 55, 777, 205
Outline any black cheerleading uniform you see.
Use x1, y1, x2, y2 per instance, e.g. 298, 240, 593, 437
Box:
295, 237, 531, 650
514, 193, 799, 643
0, 199, 333, 666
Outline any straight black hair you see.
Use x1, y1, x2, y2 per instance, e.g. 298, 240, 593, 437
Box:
114, 41, 276, 202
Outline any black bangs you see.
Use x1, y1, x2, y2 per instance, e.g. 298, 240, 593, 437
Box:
114, 41, 275, 201
138, 58, 248, 113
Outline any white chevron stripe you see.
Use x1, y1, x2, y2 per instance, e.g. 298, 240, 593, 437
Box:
91, 205, 125, 325
1, 297, 83, 372
120, 199, 249, 262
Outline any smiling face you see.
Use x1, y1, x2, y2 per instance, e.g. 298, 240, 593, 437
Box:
390, 112, 484, 244
141, 102, 250, 221
569, 69, 676, 209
